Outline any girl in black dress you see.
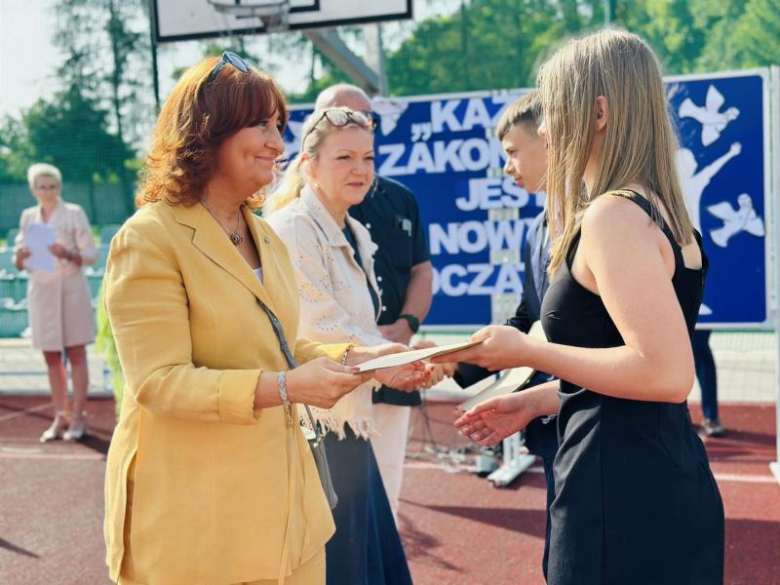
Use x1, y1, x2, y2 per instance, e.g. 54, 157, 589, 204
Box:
440, 30, 724, 584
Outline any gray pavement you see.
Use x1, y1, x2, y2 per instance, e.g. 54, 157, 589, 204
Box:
0, 338, 112, 397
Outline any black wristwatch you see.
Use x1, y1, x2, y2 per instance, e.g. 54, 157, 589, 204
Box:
398, 314, 420, 334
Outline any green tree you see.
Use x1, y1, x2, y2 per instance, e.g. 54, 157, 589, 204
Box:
712, 0, 780, 68
385, 0, 595, 95
54, 0, 153, 149
15, 85, 133, 183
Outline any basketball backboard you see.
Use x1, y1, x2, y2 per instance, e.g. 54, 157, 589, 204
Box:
152, 0, 413, 43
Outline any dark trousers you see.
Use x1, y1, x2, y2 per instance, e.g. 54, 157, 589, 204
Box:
541, 456, 556, 582
323, 428, 412, 585
692, 329, 719, 420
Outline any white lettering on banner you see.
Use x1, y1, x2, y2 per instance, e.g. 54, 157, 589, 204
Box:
432, 263, 524, 297
378, 139, 504, 176
455, 178, 530, 211
430, 97, 517, 134
429, 219, 531, 255
406, 143, 436, 174
380, 144, 405, 175
433, 140, 466, 172
431, 100, 462, 132
462, 99, 493, 131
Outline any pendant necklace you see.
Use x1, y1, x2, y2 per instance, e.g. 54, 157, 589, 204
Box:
201, 201, 243, 246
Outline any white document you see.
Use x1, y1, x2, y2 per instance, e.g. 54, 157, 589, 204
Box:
460, 366, 536, 411
356, 340, 481, 373
23, 223, 57, 273
459, 321, 547, 411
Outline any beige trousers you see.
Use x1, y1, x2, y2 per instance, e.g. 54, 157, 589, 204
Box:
118, 550, 325, 585
370, 403, 412, 521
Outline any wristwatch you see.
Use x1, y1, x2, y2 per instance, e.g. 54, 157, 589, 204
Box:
398, 313, 420, 334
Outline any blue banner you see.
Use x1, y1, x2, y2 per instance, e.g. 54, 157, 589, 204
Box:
285, 70, 770, 329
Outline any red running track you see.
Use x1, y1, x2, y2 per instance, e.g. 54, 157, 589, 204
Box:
0, 396, 777, 585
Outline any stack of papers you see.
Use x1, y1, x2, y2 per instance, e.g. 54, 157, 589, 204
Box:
23, 223, 57, 273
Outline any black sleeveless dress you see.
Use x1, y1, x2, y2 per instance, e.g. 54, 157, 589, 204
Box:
541, 194, 725, 585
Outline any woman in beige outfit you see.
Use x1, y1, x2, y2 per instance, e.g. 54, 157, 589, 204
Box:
14, 163, 98, 442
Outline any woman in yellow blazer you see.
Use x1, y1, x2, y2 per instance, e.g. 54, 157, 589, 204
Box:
103, 53, 428, 585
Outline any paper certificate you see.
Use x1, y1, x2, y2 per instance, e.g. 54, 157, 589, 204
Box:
460, 366, 536, 411
356, 340, 481, 373
23, 223, 57, 273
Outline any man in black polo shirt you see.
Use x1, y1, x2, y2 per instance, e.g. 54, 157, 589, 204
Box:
315, 85, 434, 518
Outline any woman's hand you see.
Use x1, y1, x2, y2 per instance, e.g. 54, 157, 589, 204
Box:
374, 362, 437, 392
347, 343, 436, 392
14, 247, 31, 271
285, 357, 373, 409
413, 341, 457, 382
431, 325, 535, 372
454, 392, 538, 446
49, 243, 70, 259
345, 342, 407, 365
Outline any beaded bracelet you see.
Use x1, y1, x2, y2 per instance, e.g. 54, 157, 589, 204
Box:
341, 344, 356, 366
277, 371, 291, 407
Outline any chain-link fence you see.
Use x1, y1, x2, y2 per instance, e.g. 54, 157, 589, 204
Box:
0, 182, 135, 234
0, 181, 133, 338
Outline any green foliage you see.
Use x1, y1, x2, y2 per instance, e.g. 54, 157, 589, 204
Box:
2, 0, 779, 189
0, 0, 149, 190
377, 0, 780, 97
719, 0, 780, 68
385, 0, 600, 95
3, 85, 133, 183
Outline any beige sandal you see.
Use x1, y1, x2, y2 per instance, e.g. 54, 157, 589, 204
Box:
40, 411, 69, 443
63, 411, 88, 441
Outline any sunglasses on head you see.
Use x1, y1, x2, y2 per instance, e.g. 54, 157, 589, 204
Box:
207, 51, 250, 84
313, 108, 377, 131
302, 108, 377, 146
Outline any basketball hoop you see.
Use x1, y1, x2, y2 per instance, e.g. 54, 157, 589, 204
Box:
207, 0, 291, 33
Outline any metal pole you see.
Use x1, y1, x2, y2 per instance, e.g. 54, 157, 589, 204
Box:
604, 0, 615, 26
304, 29, 382, 95
771, 65, 780, 484
148, 0, 161, 115
376, 23, 388, 97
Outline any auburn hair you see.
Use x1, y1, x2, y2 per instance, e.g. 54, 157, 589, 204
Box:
137, 56, 287, 209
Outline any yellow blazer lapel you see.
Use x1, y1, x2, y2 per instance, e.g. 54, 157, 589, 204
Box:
171, 203, 276, 310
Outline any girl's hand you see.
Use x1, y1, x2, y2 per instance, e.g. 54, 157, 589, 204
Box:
454, 392, 537, 446
432, 325, 535, 372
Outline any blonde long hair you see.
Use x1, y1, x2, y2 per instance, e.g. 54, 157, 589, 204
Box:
266, 107, 373, 214
538, 29, 692, 275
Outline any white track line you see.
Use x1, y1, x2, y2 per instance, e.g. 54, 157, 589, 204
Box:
712, 472, 777, 484
0, 448, 104, 461
0, 403, 51, 423
404, 462, 777, 484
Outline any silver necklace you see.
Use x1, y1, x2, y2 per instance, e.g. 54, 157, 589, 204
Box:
201, 201, 243, 246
